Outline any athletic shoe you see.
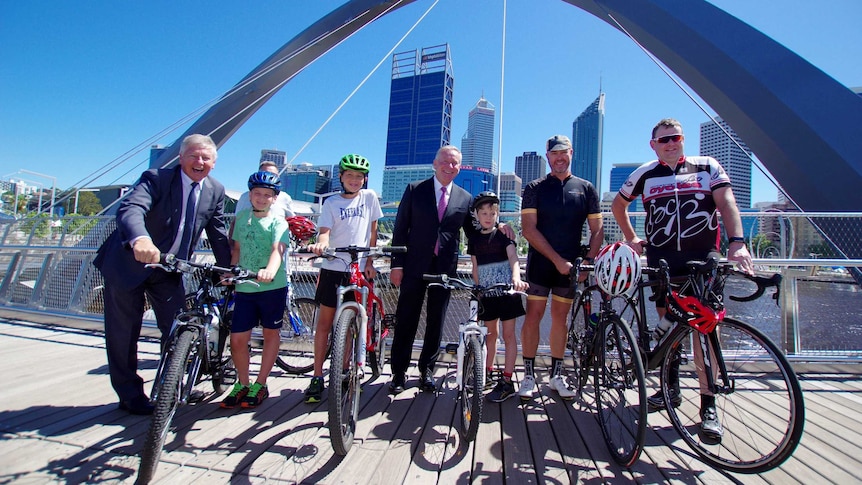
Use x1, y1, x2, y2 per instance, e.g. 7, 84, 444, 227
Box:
304, 376, 324, 404
518, 374, 536, 400
548, 375, 577, 400
646, 389, 682, 411
484, 370, 497, 390
220, 382, 249, 409
700, 407, 724, 444
487, 379, 516, 402
241, 382, 269, 408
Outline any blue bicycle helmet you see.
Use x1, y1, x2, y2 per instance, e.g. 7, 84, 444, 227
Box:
247, 171, 281, 195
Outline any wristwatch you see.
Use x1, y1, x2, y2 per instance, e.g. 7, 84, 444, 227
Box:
728, 236, 745, 244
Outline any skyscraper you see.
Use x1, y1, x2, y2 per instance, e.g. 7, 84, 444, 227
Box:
260, 149, 287, 172
699, 117, 752, 208
457, 94, 496, 196
281, 163, 331, 204
381, 44, 454, 203
571, 92, 605, 191
514, 151, 546, 191
609, 162, 644, 239
498, 172, 522, 216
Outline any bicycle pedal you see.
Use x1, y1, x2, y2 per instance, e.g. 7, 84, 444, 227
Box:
382, 314, 397, 329
680, 356, 689, 365
445, 343, 459, 354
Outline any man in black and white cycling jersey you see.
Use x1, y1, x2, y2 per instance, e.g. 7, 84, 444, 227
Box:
611, 118, 753, 443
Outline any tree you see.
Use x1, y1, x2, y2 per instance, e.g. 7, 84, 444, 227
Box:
74, 191, 103, 215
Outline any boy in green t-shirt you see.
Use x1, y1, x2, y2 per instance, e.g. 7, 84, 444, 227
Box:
221, 171, 291, 409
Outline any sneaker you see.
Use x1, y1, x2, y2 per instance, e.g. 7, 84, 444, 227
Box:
304, 376, 324, 403
220, 382, 249, 409
647, 389, 682, 411
700, 407, 724, 444
241, 382, 269, 408
548, 375, 576, 400
487, 379, 516, 402
484, 370, 497, 390
518, 374, 536, 400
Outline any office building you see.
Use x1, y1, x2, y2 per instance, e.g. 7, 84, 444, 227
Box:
609, 162, 644, 239
282, 163, 332, 204
260, 149, 287, 172
514, 152, 546, 191
381, 44, 454, 203
498, 172, 522, 216
457, 94, 496, 197
572, 92, 605, 191
700, 117, 752, 208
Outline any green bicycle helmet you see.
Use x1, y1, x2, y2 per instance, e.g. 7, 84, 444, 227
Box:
339, 154, 370, 174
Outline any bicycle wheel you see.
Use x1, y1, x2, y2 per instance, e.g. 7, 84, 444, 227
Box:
137, 327, 197, 485
567, 287, 596, 394
461, 335, 484, 442
660, 317, 805, 473
367, 302, 386, 378
276, 297, 321, 374
594, 314, 647, 467
212, 309, 236, 395
329, 307, 360, 456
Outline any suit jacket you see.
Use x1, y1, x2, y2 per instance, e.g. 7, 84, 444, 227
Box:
390, 177, 474, 279
94, 167, 232, 289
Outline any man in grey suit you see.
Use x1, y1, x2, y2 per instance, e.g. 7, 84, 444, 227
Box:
94, 134, 232, 414
388, 146, 513, 394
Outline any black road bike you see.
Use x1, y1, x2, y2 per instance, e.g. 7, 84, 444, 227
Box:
136, 255, 257, 484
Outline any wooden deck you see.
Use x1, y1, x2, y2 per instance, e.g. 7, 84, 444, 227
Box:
1, 311, 861, 484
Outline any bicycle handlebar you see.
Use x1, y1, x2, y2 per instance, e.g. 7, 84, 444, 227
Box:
296, 245, 407, 262
146, 253, 259, 284
639, 258, 781, 304
422, 274, 518, 295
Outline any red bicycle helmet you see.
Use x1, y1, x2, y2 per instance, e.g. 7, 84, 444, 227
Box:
666, 291, 726, 334
286, 216, 317, 241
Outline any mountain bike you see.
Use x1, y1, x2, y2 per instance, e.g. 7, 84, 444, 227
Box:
314, 245, 404, 455
424, 274, 516, 442
566, 259, 647, 467
628, 257, 804, 473
136, 255, 258, 485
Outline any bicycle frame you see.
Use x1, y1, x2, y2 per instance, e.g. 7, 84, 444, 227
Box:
454, 293, 488, 390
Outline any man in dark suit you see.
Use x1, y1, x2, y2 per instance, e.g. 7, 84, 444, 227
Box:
94, 134, 232, 415
388, 146, 513, 394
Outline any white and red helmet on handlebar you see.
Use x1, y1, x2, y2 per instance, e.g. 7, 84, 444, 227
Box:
594, 242, 642, 298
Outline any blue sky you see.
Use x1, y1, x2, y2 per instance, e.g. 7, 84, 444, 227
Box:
2, 0, 861, 205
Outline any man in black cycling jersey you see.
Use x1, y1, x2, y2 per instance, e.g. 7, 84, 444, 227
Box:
611, 118, 753, 443
519, 134, 603, 401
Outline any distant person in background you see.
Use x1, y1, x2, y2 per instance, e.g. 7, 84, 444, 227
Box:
94, 134, 232, 415
388, 145, 514, 394
519, 134, 603, 402
611, 117, 753, 443
235, 161, 295, 219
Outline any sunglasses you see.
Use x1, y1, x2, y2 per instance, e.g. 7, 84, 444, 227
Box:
653, 134, 684, 144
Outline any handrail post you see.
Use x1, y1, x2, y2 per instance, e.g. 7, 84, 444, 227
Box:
780, 268, 806, 355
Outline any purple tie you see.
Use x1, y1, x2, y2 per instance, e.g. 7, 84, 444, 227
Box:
435, 186, 447, 255
437, 186, 447, 221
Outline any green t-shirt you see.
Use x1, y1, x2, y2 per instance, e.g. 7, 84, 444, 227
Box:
232, 209, 290, 293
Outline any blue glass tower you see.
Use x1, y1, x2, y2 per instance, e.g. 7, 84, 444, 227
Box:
572, 92, 605, 191
382, 44, 454, 203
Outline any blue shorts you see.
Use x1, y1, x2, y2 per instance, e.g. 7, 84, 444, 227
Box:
232, 287, 287, 333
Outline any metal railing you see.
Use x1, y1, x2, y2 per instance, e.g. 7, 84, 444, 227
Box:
0, 213, 860, 362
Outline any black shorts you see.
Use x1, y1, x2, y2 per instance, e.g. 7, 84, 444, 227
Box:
478, 293, 526, 322
314, 268, 355, 308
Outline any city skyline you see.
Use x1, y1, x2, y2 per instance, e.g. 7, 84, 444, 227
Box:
2, 1, 860, 207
